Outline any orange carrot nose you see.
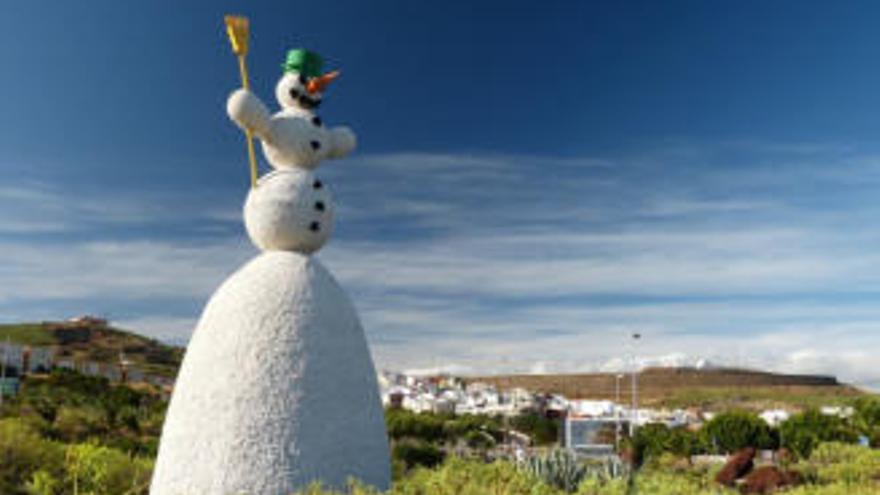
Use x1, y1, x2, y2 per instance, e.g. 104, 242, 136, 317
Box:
307, 71, 340, 94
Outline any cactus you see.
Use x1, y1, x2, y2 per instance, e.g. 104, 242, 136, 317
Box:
520, 448, 587, 492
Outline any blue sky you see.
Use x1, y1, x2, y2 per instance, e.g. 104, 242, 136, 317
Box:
2, 2, 880, 386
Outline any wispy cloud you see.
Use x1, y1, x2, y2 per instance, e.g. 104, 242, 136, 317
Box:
2, 142, 880, 386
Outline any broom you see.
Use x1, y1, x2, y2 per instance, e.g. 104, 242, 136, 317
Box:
224, 15, 259, 188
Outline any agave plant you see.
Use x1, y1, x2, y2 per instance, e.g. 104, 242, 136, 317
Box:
520, 448, 588, 492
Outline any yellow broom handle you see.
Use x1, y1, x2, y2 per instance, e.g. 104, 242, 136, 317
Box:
237, 55, 259, 188
237, 55, 250, 89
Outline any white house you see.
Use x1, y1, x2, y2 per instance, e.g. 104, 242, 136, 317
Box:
28, 347, 55, 373
759, 409, 790, 427
0, 342, 24, 370
569, 399, 616, 417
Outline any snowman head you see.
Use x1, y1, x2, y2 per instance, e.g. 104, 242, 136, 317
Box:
275, 49, 339, 112
275, 71, 339, 112
244, 169, 335, 254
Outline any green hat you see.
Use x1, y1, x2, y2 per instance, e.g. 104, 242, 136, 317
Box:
282, 49, 323, 78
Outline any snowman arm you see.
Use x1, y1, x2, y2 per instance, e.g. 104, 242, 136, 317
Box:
227, 89, 272, 140
326, 126, 357, 159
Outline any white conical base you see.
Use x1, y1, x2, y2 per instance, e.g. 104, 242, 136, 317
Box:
151, 251, 390, 494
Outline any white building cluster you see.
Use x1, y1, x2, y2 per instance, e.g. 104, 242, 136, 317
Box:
377, 370, 699, 426
377, 369, 858, 453
0, 339, 173, 400
378, 371, 539, 416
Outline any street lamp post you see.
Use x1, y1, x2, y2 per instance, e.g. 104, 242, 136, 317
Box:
629, 332, 641, 438
615, 373, 623, 451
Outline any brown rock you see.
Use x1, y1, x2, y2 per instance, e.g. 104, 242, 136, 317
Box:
715, 447, 756, 486
741, 465, 801, 494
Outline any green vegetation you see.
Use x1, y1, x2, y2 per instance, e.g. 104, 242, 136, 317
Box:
509, 412, 560, 445
0, 418, 152, 495
0, 323, 56, 346
630, 406, 879, 464
385, 408, 558, 447
293, 443, 879, 494
0, 367, 877, 493
703, 410, 777, 452
1, 370, 166, 456
0, 370, 159, 494
781, 410, 859, 459
522, 449, 588, 492
658, 386, 865, 411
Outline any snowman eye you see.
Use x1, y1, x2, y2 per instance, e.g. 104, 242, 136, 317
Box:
298, 74, 307, 85
289, 88, 301, 100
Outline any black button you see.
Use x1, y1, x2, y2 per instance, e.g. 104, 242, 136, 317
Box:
313, 180, 322, 189
311, 116, 322, 127
309, 221, 321, 232
310, 140, 321, 151
315, 201, 325, 212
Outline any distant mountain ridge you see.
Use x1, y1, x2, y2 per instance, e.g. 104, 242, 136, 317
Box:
466, 366, 864, 410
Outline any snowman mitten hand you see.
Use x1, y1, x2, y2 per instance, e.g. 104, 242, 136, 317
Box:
227, 89, 271, 139
327, 126, 357, 159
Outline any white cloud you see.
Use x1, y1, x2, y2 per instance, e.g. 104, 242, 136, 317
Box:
0, 239, 252, 302
3, 144, 880, 387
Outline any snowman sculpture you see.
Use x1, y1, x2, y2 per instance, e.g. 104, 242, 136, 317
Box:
151, 49, 391, 494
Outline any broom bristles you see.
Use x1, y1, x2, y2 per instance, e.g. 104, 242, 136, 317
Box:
224, 15, 249, 56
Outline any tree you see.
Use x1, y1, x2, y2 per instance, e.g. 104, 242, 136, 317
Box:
780, 409, 858, 458
64, 442, 152, 494
509, 413, 559, 446
629, 424, 706, 465
851, 397, 880, 445
701, 411, 775, 453
391, 438, 445, 470
0, 418, 64, 494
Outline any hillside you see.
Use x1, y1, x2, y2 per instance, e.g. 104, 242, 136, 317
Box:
0, 319, 183, 378
467, 367, 867, 411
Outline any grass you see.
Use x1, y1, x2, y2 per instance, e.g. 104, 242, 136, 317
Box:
0, 323, 56, 346
655, 386, 866, 411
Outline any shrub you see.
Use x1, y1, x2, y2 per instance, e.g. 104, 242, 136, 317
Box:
795, 441, 880, 486
391, 438, 445, 471
25, 469, 60, 495
385, 409, 447, 443
394, 457, 560, 495
464, 430, 496, 450
0, 418, 65, 494
633, 469, 738, 495
509, 413, 559, 445
53, 404, 107, 442
702, 411, 775, 453
64, 442, 153, 495
781, 410, 858, 459
625, 423, 710, 467
851, 397, 880, 441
